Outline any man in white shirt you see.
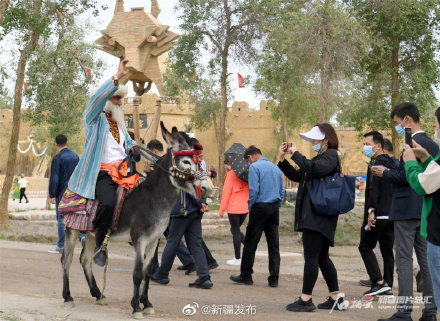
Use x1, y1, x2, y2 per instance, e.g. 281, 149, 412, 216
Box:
18, 174, 29, 203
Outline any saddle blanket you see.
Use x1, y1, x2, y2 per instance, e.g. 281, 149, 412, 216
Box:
63, 177, 144, 231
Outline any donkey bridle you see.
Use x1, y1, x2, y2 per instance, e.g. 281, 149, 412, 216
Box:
118, 145, 206, 184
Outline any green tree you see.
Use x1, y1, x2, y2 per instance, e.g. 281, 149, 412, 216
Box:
24, 22, 102, 153
170, 0, 263, 193
0, 0, 101, 229
255, 0, 367, 144
340, 0, 440, 150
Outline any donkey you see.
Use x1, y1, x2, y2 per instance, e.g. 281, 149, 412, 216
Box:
61, 122, 213, 319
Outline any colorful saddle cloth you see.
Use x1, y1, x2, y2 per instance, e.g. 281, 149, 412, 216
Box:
62, 177, 144, 232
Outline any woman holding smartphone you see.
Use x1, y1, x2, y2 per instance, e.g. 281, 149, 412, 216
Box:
277, 123, 346, 312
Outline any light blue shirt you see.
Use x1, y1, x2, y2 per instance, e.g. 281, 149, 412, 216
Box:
67, 79, 136, 199
248, 157, 285, 210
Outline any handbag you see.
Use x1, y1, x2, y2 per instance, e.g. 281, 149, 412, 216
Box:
306, 158, 356, 216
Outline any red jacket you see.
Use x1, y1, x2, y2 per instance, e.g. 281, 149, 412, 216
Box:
219, 169, 249, 216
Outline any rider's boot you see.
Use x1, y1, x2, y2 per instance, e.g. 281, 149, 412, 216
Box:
93, 228, 108, 267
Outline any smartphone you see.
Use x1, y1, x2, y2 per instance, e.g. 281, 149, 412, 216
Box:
404, 127, 412, 146
282, 142, 292, 152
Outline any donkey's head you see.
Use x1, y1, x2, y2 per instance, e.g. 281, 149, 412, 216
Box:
161, 122, 213, 199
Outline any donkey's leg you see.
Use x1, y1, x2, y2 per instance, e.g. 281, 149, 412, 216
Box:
61, 228, 79, 303
140, 241, 157, 314
131, 236, 148, 319
79, 232, 103, 302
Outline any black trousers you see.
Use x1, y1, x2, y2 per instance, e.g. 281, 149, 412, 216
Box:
358, 219, 394, 287
155, 213, 210, 281
228, 214, 247, 259
93, 171, 118, 247
241, 202, 280, 281
19, 188, 28, 202
302, 229, 339, 295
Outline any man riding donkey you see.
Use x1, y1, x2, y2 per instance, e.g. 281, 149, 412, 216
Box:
66, 59, 140, 266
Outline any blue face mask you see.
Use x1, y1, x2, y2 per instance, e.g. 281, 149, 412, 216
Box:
395, 120, 405, 136
312, 143, 323, 153
435, 130, 440, 145
363, 145, 375, 158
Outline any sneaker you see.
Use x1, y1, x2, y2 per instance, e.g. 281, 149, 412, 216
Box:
378, 313, 413, 321
150, 275, 170, 285
208, 262, 219, 270
48, 246, 63, 254
177, 264, 191, 271
230, 274, 253, 285
317, 297, 347, 311
80, 236, 86, 247
189, 278, 213, 289
184, 263, 196, 275
286, 297, 316, 312
364, 282, 391, 296
227, 258, 242, 266
268, 279, 278, 288
377, 290, 394, 298
419, 315, 436, 321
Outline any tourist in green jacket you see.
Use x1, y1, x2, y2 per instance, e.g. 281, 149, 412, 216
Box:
403, 107, 440, 308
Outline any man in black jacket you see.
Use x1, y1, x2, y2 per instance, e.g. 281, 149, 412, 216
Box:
372, 102, 438, 321
359, 131, 395, 297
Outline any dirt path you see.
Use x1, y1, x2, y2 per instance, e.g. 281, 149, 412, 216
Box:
0, 240, 425, 321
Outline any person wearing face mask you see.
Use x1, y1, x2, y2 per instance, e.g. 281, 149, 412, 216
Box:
372, 102, 439, 321
277, 123, 347, 312
359, 131, 395, 298
403, 107, 440, 311
219, 160, 249, 266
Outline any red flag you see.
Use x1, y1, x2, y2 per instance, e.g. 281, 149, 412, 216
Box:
237, 73, 245, 88
23, 80, 28, 92
85, 69, 92, 84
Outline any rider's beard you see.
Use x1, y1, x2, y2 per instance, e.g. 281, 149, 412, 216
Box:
104, 100, 126, 130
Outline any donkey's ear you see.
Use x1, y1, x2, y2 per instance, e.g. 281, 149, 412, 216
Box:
171, 127, 179, 136
161, 121, 179, 149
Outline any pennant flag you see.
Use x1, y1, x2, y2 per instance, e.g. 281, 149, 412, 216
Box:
85, 69, 92, 84
23, 80, 28, 92
237, 73, 245, 88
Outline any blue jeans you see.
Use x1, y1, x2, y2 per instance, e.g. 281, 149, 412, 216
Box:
427, 241, 440, 308
56, 198, 85, 248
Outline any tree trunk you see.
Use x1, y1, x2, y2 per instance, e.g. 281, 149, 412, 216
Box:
390, 43, 400, 155
319, 56, 330, 123
0, 0, 10, 25
0, 29, 40, 230
279, 98, 288, 142
217, 53, 228, 200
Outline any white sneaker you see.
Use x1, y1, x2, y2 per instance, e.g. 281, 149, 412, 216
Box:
227, 258, 241, 266
48, 246, 63, 254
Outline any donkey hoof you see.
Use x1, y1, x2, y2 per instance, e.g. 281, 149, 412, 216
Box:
96, 297, 107, 305
143, 307, 155, 315
132, 311, 144, 319
64, 301, 75, 308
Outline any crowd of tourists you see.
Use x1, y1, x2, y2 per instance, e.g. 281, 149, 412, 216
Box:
45, 60, 439, 320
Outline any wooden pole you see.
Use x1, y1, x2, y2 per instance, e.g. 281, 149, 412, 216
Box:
132, 96, 141, 144
147, 97, 162, 142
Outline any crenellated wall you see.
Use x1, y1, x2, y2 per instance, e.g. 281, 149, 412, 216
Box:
123, 94, 372, 176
